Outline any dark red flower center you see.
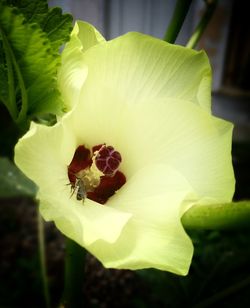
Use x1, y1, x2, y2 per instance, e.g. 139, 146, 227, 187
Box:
68, 144, 126, 204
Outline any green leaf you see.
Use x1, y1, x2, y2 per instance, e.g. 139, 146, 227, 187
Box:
0, 3, 64, 123
40, 7, 73, 50
6, 0, 73, 51
0, 40, 8, 105
6, 0, 48, 25
0, 1, 73, 125
0, 157, 37, 198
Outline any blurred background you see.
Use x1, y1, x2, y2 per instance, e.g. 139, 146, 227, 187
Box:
0, 0, 250, 307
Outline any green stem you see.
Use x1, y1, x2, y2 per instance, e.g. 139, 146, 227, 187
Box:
193, 252, 231, 302
186, 0, 218, 49
0, 26, 28, 125
193, 275, 250, 308
9, 45, 28, 125
163, 0, 192, 43
38, 211, 51, 308
63, 238, 86, 308
182, 201, 250, 230
0, 27, 18, 120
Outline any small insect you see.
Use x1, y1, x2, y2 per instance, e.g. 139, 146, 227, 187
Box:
70, 177, 87, 202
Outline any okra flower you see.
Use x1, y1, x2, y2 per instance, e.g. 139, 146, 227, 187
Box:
14, 21, 235, 275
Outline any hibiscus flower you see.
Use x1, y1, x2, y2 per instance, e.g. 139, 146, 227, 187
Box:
14, 21, 235, 275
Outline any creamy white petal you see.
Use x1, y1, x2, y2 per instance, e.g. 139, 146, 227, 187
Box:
58, 21, 105, 110
78, 32, 211, 111
125, 98, 235, 203
15, 121, 131, 245
64, 80, 234, 203
14, 25, 234, 275
88, 164, 197, 274
40, 193, 131, 246
14, 122, 77, 192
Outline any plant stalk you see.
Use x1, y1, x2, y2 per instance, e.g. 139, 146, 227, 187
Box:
0, 27, 18, 120
38, 211, 50, 308
163, 0, 192, 43
63, 237, 86, 308
186, 0, 218, 49
182, 201, 250, 230
193, 275, 250, 308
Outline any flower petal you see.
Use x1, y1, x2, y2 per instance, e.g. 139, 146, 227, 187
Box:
14, 25, 235, 275
14, 121, 131, 245
64, 81, 234, 203
88, 164, 197, 275
14, 121, 77, 191
58, 21, 105, 110
78, 32, 211, 111
40, 193, 131, 246
126, 98, 235, 203
73, 20, 105, 52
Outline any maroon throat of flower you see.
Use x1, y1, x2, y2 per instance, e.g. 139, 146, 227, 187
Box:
68, 144, 126, 204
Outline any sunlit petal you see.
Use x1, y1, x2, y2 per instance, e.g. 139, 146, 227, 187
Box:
58, 21, 105, 110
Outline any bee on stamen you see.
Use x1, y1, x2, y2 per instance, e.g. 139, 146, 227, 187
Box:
68, 172, 87, 203
69, 178, 87, 202
75, 178, 86, 201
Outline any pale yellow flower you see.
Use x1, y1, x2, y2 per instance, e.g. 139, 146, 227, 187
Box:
15, 21, 235, 275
